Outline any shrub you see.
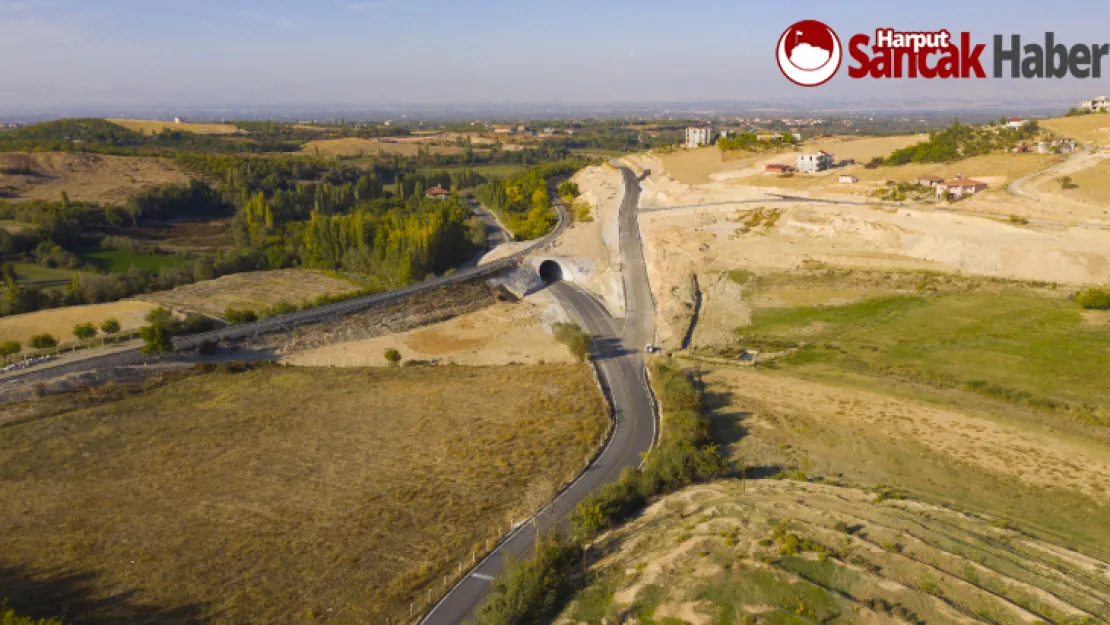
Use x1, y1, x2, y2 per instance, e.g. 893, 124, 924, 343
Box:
552, 322, 591, 362
472, 533, 578, 625
0, 341, 21, 357
1076, 288, 1110, 310
139, 308, 174, 354
28, 334, 57, 350
1, 601, 63, 625
224, 307, 259, 325
72, 322, 97, 341
99, 318, 121, 334
384, 348, 402, 366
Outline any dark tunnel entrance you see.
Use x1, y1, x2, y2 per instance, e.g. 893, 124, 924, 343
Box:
539, 260, 564, 284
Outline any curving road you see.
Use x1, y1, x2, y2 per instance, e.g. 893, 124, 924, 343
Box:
419, 166, 657, 624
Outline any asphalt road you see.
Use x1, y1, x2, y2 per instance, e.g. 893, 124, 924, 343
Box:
420, 166, 657, 624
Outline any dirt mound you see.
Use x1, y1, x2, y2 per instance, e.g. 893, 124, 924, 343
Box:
558, 480, 1110, 625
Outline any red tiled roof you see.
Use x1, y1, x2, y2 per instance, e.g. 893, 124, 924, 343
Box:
425, 186, 450, 196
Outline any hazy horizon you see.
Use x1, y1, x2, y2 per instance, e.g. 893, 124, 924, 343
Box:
2, 0, 1107, 117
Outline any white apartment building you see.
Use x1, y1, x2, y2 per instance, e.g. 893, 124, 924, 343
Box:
1082, 96, 1109, 112
685, 126, 715, 148
796, 151, 833, 173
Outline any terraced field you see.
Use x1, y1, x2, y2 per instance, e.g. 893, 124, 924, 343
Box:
559, 480, 1110, 625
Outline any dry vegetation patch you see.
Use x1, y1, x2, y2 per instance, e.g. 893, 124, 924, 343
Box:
558, 480, 1110, 625
137, 269, 361, 317
107, 119, 243, 135
0, 152, 190, 204
0, 364, 608, 624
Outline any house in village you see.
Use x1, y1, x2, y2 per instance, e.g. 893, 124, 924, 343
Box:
764, 163, 794, 175
917, 175, 944, 187
936, 178, 988, 199
425, 186, 451, 200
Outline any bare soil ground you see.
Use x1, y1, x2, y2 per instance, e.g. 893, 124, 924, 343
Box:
137, 269, 360, 317
0, 364, 608, 624
0, 152, 190, 204
285, 298, 575, 367
543, 163, 628, 314
108, 119, 243, 135
0, 300, 159, 347
261, 279, 507, 356
557, 479, 1110, 625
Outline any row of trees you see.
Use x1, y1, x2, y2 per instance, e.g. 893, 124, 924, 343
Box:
0, 317, 123, 359
884, 118, 1039, 165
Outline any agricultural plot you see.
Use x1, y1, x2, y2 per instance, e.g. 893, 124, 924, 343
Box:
0, 364, 608, 624
137, 269, 362, 317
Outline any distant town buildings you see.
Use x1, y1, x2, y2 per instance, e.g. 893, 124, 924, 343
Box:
685, 126, 715, 149
1081, 96, 1109, 112
795, 151, 833, 174
1035, 138, 1077, 154
936, 178, 988, 199
174, 117, 185, 124
1004, 117, 1027, 129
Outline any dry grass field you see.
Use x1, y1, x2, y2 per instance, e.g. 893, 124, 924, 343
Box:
107, 119, 243, 135
0, 300, 159, 347
0, 152, 190, 204
301, 137, 472, 158
558, 479, 1110, 625
0, 364, 608, 624
655, 135, 926, 185
138, 269, 361, 317
1041, 114, 1110, 145
1057, 157, 1110, 207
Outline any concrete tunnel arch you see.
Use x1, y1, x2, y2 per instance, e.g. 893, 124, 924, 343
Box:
538, 259, 567, 284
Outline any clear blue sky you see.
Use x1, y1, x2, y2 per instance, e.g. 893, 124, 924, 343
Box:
1, 0, 1107, 110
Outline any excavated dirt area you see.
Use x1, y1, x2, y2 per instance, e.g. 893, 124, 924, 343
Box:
623, 150, 1110, 349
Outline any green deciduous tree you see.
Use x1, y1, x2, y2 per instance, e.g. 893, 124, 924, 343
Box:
72, 322, 97, 341
28, 334, 58, 350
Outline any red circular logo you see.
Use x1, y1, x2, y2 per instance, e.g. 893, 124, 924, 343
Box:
776, 20, 842, 87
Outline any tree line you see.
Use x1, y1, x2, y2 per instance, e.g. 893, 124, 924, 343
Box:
475, 162, 580, 239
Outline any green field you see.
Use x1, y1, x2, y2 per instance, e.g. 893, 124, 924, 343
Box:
735, 292, 1110, 416
8, 263, 79, 292
79, 250, 188, 273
